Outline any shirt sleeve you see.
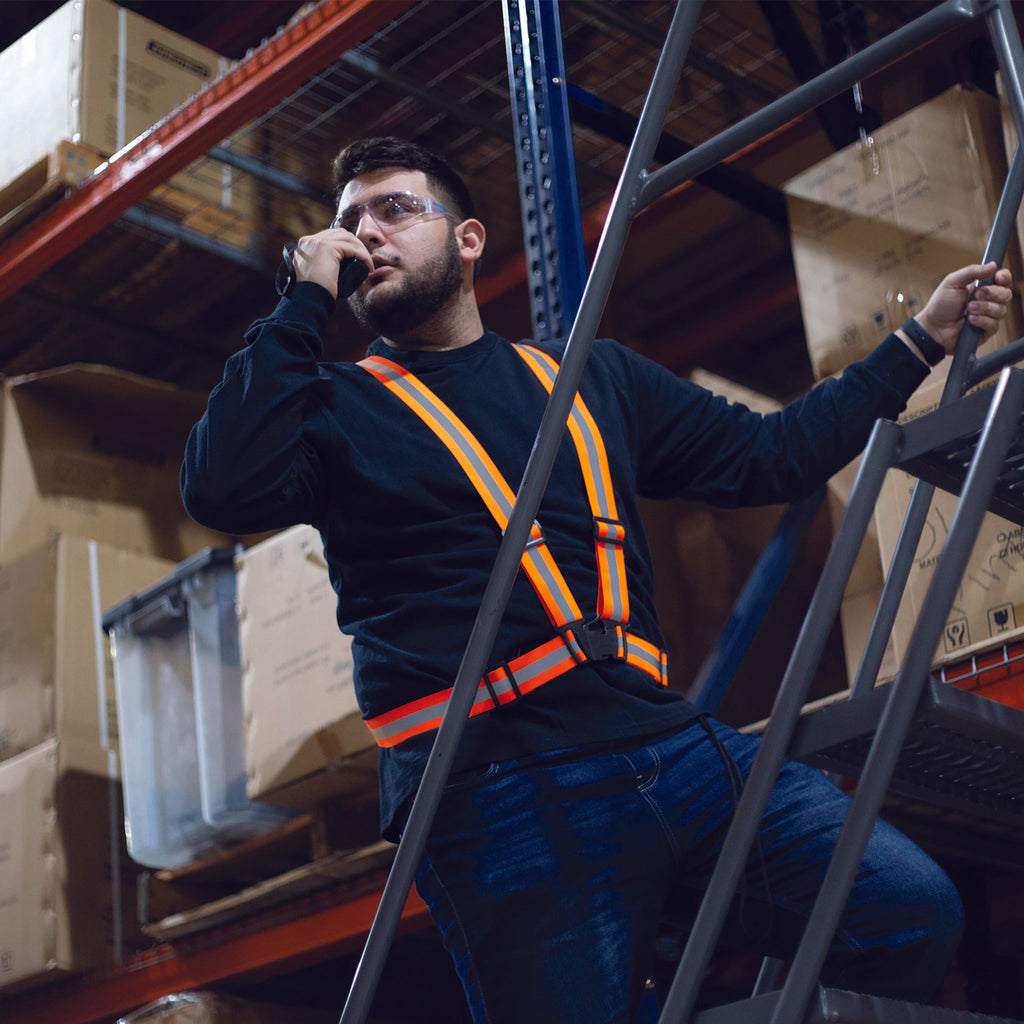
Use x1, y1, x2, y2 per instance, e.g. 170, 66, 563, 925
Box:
180, 281, 336, 535
634, 333, 931, 505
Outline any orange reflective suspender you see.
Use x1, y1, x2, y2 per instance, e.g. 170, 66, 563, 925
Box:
515, 344, 629, 626
358, 346, 668, 748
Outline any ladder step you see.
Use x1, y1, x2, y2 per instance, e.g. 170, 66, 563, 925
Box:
786, 682, 1024, 863
692, 986, 1024, 1024
892, 377, 1024, 526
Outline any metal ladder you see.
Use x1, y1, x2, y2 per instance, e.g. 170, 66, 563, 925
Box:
657, 0, 1024, 1012
662, 363, 1024, 1024
339, 2, 1024, 1022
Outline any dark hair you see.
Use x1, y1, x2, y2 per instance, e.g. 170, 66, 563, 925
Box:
331, 136, 476, 221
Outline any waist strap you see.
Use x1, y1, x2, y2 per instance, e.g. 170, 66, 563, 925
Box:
365, 628, 668, 749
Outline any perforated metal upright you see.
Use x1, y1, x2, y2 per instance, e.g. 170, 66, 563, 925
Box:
503, 0, 587, 339
338, 2, 1024, 1023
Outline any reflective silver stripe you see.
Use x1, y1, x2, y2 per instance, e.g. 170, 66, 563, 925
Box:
628, 638, 665, 680
515, 641, 578, 685
517, 346, 615, 520
516, 345, 628, 622
372, 642, 581, 744
602, 542, 627, 622
371, 698, 447, 745
369, 629, 667, 746
513, 533, 580, 626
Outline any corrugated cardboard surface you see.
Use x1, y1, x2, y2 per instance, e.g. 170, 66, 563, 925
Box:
0, 534, 175, 769
238, 525, 377, 809
838, 372, 1024, 685
785, 84, 1023, 381
0, 0, 255, 227
0, 738, 143, 993
1, 0, 220, 183
0, 363, 232, 564
876, 375, 1024, 663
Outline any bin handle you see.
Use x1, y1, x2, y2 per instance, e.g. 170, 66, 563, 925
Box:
122, 591, 185, 635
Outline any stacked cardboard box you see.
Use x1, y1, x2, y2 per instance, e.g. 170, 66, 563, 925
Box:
0, 364, 238, 991
0, 740, 144, 993
842, 375, 1024, 682
0, 364, 230, 564
0, 536, 175, 770
0, 0, 256, 245
785, 84, 1021, 381
237, 524, 378, 811
785, 84, 1024, 689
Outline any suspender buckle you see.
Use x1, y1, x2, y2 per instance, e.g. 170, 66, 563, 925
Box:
559, 618, 624, 663
576, 618, 623, 662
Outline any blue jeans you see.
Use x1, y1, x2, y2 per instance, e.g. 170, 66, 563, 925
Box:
415, 717, 963, 1024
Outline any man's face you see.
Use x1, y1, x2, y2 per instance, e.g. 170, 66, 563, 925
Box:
338, 168, 463, 338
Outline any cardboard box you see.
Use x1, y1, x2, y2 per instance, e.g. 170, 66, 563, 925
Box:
785, 85, 1022, 380
0, 140, 106, 242
995, 71, 1024, 317
238, 525, 377, 809
0, 534, 175, 770
0, 739, 143, 993
0, 0, 254, 235
0, 363, 233, 565
838, 373, 1024, 683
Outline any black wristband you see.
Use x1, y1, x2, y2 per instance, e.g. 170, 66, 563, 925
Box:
275, 242, 298, 297
900, 317, 945, 366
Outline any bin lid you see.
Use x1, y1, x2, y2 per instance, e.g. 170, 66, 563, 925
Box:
102, 544, 241, 636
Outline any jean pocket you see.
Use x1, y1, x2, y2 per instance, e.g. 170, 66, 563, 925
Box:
443, 762, 502, 794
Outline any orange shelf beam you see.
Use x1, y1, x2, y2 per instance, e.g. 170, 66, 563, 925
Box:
0, 874, 429, 1024
0, 0, 415, 305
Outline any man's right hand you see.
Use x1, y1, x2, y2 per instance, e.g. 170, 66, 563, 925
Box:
291, 228, 375, 300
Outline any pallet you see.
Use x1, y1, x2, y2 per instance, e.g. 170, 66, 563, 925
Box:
139, 800, 392, 942
0, 140, 256, 250
0, 141, 106, 243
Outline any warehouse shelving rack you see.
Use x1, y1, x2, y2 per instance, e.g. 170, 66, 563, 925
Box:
2, 1, 1024, 1022
0, 5, 433, 1024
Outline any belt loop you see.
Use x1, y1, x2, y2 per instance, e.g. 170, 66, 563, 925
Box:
497, 662, 522, 700
593, 516, 626, 544
482, 671, 501, 708
557, 622, 589, 665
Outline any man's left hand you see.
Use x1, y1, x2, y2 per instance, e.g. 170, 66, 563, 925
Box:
916, 262, 1015, 354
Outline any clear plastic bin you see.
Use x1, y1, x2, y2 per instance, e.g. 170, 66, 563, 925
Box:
103, 546, 293, 869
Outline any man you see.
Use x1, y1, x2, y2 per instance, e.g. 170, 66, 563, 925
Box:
181, 136, 1014, 1024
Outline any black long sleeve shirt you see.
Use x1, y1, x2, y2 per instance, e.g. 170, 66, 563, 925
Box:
181, 281, 929, 837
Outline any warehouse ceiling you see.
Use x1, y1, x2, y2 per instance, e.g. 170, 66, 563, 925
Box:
0, 0, 1009, 401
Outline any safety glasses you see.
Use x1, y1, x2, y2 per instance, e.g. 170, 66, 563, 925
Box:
332, 191, 449, 236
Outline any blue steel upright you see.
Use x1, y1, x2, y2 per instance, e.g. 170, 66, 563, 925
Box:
502, 0, 587, 338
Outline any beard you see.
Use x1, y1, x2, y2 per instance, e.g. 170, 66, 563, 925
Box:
347, 226, 463, 338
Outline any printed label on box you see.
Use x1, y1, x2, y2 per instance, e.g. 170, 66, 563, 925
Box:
988, 603, 1017, 636
943, 617, 970, 654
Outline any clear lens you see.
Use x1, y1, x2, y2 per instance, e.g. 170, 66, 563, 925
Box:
332, 192, 443, 234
